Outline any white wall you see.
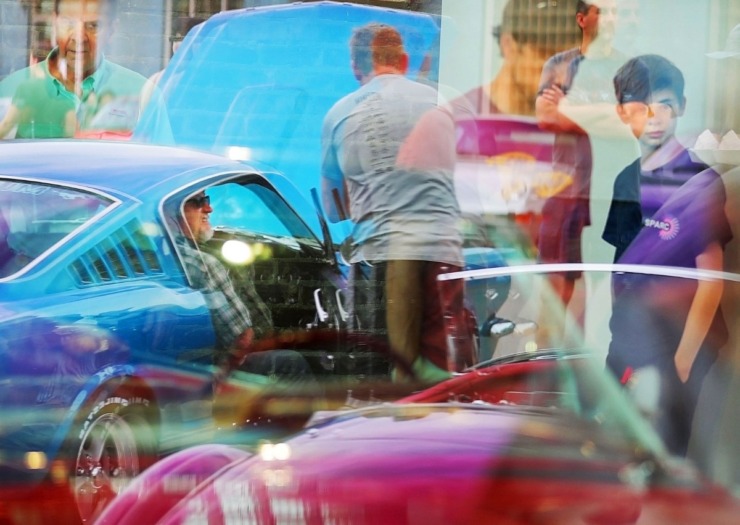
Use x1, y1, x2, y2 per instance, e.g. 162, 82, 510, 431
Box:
438, 0, 740, 136
438, 0, 501, 98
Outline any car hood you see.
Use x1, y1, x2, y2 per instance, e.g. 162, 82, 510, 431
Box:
98, 403, 740, 525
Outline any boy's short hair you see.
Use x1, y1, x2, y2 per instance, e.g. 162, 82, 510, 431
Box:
613, 54, 686, 104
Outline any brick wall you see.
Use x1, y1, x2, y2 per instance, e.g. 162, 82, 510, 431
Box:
0, 0, 166, 80
0, 0, 442, 81
109, 0, 166, 77
0, 1, 30, 78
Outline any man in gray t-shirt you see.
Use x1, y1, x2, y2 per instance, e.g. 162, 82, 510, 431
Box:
321, 24, 473, 382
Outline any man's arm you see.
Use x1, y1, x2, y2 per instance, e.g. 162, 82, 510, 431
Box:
674, 242, 724, 382
320, 116, 350, 222
320, 175, 349, 223
0, 104, 19, 139
535, 86, 584, 134
397, 104, 456, 172
534, 53, 585, 134
205, 254, 253, 344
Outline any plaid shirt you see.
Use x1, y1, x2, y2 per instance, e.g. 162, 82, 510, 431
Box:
179, 239, 253, 352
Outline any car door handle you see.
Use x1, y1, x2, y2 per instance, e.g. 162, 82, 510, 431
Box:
314, 288, 329, 322
336, 289, 349, 322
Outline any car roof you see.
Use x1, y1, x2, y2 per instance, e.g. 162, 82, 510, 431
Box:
0, 140, 253, 200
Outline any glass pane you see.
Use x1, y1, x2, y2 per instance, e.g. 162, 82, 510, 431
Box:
0, 179, 113, 278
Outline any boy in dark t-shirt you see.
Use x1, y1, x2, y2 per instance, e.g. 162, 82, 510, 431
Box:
603, 55, 709, 261
604, 55, 732, 456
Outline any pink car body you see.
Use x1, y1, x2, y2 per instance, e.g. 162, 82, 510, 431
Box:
97, 355, 740, 525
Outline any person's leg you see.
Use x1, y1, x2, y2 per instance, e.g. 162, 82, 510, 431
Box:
683, 346, 718, 463
551, 274, 576, 306
535, 273, 576, 349
653, 347, 715, 458
691, 361, 740, 493
346, 261, 365, 333
422, 262, 474, 371
387, 261, 465, 383
348, 261, 387, 335
535, 196, 579, 348
642, 358, 683, 456
687, 359, 727, 474
537, 202, 589, 347
347, 261, 396, 376
386, 259, 424, 372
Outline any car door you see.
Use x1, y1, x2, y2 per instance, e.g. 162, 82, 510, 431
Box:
165, 174, 347, 363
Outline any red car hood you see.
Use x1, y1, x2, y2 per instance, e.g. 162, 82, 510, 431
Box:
97, 404, 740, 525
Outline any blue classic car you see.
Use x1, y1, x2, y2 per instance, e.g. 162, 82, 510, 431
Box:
0, 138, 519, 523
0, 139, 515, 524
0, 139, 359, 522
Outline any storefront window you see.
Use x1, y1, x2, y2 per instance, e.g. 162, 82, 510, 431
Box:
0, 0, 738, 519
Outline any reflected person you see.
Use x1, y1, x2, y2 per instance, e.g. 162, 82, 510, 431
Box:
0, 0, 147, 138
534, 0, 631, 346
451, 0, 582, 249
690, 23, 740, 491
603, 55, 708, 262
458, 0, 581, 118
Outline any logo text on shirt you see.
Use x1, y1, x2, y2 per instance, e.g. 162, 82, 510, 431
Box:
644, 216, 680, 240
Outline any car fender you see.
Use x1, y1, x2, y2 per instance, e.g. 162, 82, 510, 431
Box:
52, 364, 149, 452
96, 443, 252, 525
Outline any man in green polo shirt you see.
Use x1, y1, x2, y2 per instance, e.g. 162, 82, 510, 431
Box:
0, 0, 146, 139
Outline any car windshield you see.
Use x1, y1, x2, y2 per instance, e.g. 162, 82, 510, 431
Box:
0, 179, 113, 278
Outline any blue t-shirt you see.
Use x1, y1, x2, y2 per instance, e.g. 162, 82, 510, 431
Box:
621, 168, 731, 270
321, 74, 463, 266
603, 148, 709, 262
608, 168, 732, 366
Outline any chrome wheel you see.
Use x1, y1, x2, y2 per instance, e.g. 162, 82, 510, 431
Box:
71, 397, 153, 523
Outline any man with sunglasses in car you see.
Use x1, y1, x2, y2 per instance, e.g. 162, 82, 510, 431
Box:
0, 0, 146, 138
179, 191, 309, 381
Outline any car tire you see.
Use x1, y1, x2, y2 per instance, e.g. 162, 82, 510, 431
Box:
68, 390, 158, 524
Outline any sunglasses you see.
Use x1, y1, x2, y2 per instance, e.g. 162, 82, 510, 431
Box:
623, 101, 678, 119
187, 195, 210, 208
